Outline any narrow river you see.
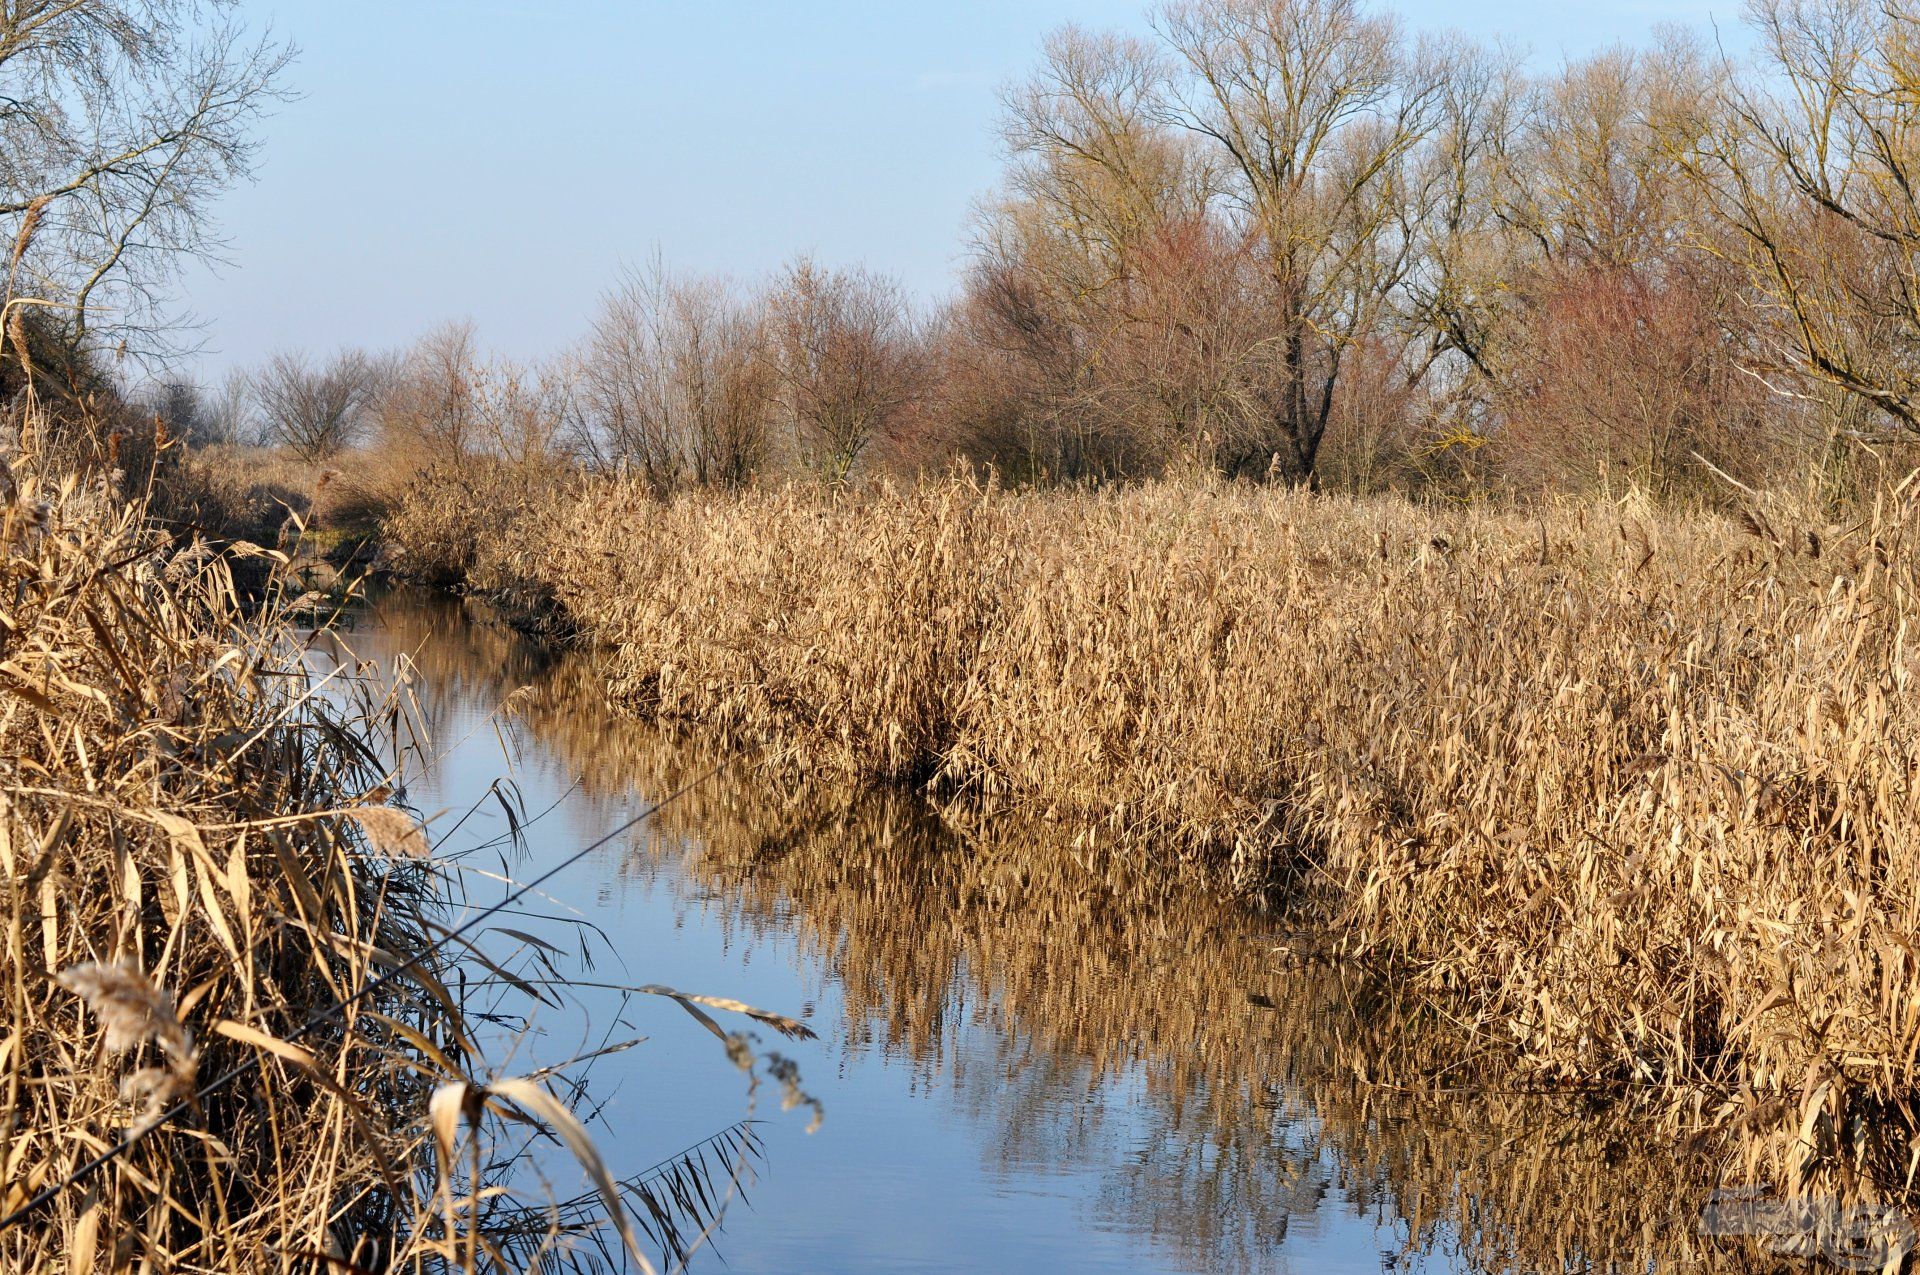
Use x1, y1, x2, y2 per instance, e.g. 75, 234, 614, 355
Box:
320, 588, 1757, 1274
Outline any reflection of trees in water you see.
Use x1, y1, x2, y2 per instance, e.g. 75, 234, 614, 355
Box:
310, 592, 557, 783
362, 588, 1801, 1275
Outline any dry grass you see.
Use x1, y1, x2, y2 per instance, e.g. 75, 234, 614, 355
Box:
389, 466, 1920, 1200
155, 443, 410, 554
0, 453, 458, 1270
381, 460, 558, 601
0, 446, 801, 1272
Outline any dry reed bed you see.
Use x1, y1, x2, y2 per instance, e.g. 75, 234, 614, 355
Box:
390, 470, 1920, 1190
0, 461, 474, 1270
369, 596, 1797, 1271
0, 459, 791, 1273
0, 459, 808, 1273
0, 462, 814, 1267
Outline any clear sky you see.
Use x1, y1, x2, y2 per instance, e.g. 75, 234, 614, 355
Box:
174, 0, 1746, 381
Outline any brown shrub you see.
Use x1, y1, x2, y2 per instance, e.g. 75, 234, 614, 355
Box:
1492, 261, 1776, 499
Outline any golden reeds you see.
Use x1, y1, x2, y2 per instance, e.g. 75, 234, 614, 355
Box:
0, 437, 816, 1272
355, 592, 1801, 1271
0, 446, 470, 1270
384, 466, 1920, 1200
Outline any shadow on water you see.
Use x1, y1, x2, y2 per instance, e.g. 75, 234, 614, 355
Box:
340, 586, 1816, 1274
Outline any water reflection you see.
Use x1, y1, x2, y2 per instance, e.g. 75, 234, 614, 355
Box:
350, 587, 1797, 1274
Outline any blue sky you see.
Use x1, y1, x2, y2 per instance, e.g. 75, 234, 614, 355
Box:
175, 0, 1746, 380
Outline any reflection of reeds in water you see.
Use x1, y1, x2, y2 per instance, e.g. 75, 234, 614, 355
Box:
682, 806, 1766, 1273
374, 587, 1811, 1273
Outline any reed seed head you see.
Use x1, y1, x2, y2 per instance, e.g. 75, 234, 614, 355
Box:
57, 961, 197, 1065
346, 805, 430, 859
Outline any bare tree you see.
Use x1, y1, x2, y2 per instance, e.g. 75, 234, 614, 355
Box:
0, 2, 290, 390
1154, 0, 1442, 483
476, 357, 575, 467
965, 25, 1221, 478
938, 0, 1920, 494
931, 250, 1132, 481
376, 321, 482, 463
134, 378, 204, 440
1393, 31, 1756, 494
575, 260, 773, 490
765, 256, 921, 484
204, 367, 258, 445
970, 1, 1439, 486
1688, 0, 1920, 435
999, 26, 1213, 285
1400, 36, 1525, 392
252, 350, 385, 462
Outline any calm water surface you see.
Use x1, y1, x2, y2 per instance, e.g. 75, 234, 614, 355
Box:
319, 589, 1749, 1274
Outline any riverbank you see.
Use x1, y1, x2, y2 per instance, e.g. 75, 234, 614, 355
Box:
361, 584, 1798, 1273
384, 465, 1920, 1195
0, 457, 465, 1269
0, 453, 789, 1271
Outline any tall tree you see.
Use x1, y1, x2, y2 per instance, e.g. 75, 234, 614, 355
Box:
1154, 0, 1440, 482
981, 0, 1440, 485
378, 321, 482, 463
576, 260, 774, 490
1691, 0, 1920, 434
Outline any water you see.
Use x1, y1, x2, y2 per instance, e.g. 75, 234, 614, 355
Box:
319, 588, 1754, 1274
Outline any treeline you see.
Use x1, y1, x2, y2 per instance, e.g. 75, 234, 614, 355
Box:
156, 257, 926, 490
171, 0, 1920, 504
